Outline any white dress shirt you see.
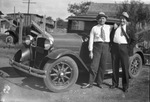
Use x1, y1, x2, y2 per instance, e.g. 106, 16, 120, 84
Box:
113, 25, 128, 44
88, 24, 112, 51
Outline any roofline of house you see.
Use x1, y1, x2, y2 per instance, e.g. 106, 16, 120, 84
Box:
67, 14, 120, 23
7, 13, 43, 18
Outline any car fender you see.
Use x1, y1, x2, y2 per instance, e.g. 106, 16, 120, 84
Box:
5, 30, 18, 44
13, 45, 31, 62
46, 49, 78, 59
133, 47, 142, 53
133, 47, 145, 64
40, 48, 89, 72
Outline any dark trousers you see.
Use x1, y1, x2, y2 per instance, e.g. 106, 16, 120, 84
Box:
89, 42, 109, 85
111, 43, 129, 88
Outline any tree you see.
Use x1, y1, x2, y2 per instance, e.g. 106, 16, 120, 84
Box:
56, 18, 67, 29
46, 16, 53, 21
68, 1, 92, 15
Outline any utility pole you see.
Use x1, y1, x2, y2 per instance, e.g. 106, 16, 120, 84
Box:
18, 13, 24, 44
23, 0, 36, 14
14, 6, 16, 19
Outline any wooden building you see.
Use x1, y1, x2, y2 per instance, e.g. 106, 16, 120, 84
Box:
7, 13, 43, 27
86, 3, 119, 18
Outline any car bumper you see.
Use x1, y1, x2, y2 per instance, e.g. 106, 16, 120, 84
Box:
9, 59, 46, 78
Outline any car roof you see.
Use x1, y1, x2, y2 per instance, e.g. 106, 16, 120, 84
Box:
67, 14, 120, 24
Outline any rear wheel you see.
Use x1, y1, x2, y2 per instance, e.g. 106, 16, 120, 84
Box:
6, 35, 14, 44
129, 54, 142, 78
44, 56, 78, 92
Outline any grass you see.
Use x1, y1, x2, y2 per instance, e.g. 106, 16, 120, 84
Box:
0, 40, 21, 58
0, 48, 17, 58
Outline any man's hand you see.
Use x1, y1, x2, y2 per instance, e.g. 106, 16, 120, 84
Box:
114, 23, 118, 29
89, 51, 93, 59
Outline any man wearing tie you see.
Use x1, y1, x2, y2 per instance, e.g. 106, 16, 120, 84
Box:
81, 12, 112, 89
109, 12, 136, 92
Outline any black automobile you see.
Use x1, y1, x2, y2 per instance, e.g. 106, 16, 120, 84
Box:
9, 14, 144, 92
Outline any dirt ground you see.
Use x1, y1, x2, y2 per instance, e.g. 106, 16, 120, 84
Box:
0, 57, 149, 102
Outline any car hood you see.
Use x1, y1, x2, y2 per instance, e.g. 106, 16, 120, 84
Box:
52, 33, 83, 53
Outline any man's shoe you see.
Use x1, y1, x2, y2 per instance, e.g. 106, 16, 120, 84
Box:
97, 84, 103, 89
110, 85, 118, 89
123, 87, 128, 93
81, 84, 93, 89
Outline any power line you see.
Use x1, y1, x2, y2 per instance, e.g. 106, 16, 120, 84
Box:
23, 0, 36, 14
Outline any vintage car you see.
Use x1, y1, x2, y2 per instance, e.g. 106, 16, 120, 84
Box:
9, 14, 145, 92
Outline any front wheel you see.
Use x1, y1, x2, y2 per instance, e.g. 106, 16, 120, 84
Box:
44, 56, 79, 92
129, 54, 142, 78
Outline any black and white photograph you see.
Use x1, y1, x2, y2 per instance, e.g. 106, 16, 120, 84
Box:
0, 0, 149, 102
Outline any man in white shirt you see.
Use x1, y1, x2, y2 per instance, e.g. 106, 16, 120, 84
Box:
81, 12, 112, 89
109, 12, 136, 92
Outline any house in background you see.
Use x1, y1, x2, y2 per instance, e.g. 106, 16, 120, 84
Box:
86, 3, 120, 18
6, 13, 55, 34
7, 13, 43, 27
0, 13, 43, 35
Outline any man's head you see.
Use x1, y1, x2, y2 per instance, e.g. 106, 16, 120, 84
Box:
120, 12, 129, 26
96, 12, 107, 25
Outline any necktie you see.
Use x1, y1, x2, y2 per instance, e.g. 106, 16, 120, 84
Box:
121, 26, 130, 42
121, 26, 125, 36
121, 26, 129, 38
101, 26, 105, 41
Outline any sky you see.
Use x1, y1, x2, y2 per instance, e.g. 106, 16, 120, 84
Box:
0, 0, 150, 20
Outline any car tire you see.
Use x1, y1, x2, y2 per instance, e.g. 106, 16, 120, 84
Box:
129, 54, 142, 78
44, 56, 78, 92
6, 35, 14, 44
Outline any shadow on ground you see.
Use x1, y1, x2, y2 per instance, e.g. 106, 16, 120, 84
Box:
0, 66, 50, 92
0, 66, 124, 93
76, 72, 113, 86
76, 71, 124, 91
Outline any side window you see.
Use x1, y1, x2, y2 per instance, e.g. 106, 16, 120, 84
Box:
71, 20, 84, 31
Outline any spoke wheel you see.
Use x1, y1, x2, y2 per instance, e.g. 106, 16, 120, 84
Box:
44, 56, 78, 92
129, 54, 142, 78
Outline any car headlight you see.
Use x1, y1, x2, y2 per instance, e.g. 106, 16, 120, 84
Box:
44, 39, 53, 50
25, 35, 33, 45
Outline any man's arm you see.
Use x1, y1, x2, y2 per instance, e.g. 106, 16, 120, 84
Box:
88, 28, 94, 52
88, 27, 94, 59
